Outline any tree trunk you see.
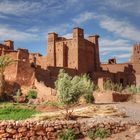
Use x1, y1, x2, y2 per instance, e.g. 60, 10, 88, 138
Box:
0, 74, 5, 97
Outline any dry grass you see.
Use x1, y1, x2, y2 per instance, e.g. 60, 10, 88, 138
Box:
33, 104, 126, 121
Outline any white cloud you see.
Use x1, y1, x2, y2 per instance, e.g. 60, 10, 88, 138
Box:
100, 38, 132, 53
47, 24, 72, 35
63, 33, 72, 39
0, 0, 65, 16
104, 0, 140, 15
0, 1, 44, 16
0, 25, 39, 41
99, 38, 132, 61
72, 11, 95, 24
26, 27, 40, 33
115, 53, 131, 59
98, 16, 140, 41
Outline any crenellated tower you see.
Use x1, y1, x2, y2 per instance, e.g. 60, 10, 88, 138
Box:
131, 43, 140, 64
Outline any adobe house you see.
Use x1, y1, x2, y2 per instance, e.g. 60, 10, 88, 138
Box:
0, 27, 140, 91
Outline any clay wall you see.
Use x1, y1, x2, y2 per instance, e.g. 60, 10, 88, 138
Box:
4, 51, 18, 81
132, 64, 140, 74
101, 63, 136, 86
29, 53, 46, 69
16, 49, 34, 85
55, 42, 65, 67
78, 39, 95, 73
101, 63, 130, 73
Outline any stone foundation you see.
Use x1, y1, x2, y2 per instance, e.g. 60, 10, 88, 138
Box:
0, 119, 139, 140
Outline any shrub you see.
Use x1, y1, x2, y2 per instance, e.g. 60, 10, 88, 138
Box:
95, 128, 109, 139
87, 130, 96, 140
15, 89, 22, 103
87, 129, 109, 139
27, 90, 37, 100
126, 85, 140, 94
55, 69, 94, 119
59, 129, 76, 140
78, 74, 95, 103
103, 80, 123, 92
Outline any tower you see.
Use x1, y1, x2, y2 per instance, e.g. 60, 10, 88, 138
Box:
88, 35, 100, 71
47, 32, 58, 67
4, 40, 14, 50
131, 44, 140, 64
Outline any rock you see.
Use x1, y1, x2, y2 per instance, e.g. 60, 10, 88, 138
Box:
42, 136, 48, 140
47, 132, 57, 139
129, 126, 140, 134
30, 136, 38, 140
135, 132, 140, 140
36, 130, 46, 136
37, 136, 43, 140
13, 133, 23, 139
6, 128, 17, 134
0, 133, 11, 138
27, 130, 35, 137
0, 129, 5, 134
18, 127, 27, 133
46, 127, 54, 132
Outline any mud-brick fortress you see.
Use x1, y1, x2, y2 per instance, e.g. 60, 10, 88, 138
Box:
0, 27, 140, 96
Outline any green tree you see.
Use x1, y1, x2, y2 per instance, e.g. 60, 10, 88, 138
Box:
0, 55, 15, 97
55, 69, 94, 119
78, 74, 94, 103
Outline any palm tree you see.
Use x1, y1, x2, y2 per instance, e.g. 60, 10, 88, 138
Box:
0, 55, 15, 97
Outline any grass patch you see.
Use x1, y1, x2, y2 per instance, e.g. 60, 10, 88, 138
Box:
0, 107, 37, 120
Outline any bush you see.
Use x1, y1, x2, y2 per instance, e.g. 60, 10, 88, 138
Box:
126, 85, 140, 94
87, 130, 96, 140
78, 74, 95, 103
103, 80, 123, 92
87, 129, 110, 139
55, 70, 94, 119
83, 94, 94, 104
95, 128, 109, 139
15, 89, 22, 103
27, 90, 37, 100
59, 129, 76, 140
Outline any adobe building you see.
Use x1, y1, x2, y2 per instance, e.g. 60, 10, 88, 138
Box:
0, 27, 140, 93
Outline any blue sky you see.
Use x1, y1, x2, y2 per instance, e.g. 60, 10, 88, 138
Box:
0, 0, 140, 63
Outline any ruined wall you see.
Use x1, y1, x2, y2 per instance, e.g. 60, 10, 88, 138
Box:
29, 53, 46, 69
16, 49, 34, 85
4, 51, 18, 81
100, 63, 136, 86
